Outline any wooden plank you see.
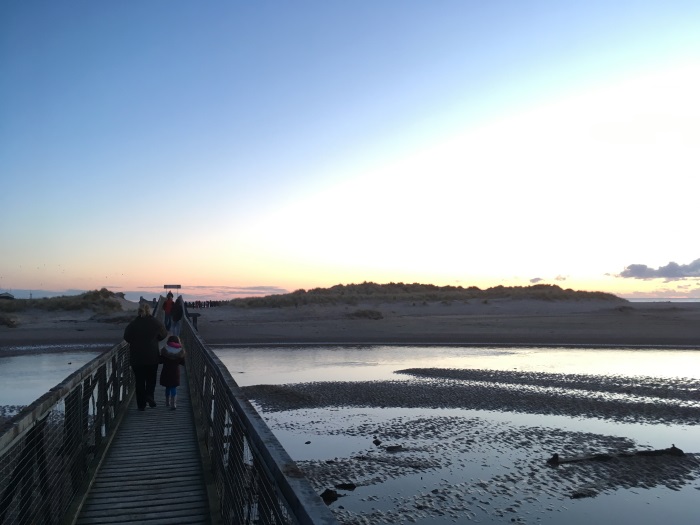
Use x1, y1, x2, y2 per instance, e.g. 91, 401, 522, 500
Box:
79, 501, 209, 519
81, 493, 206, 510
90, 475, 204, 490
91, 461, 203, 476
77, 369, 212, 525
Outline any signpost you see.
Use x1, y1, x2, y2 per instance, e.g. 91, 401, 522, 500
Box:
164, 284, 181, 295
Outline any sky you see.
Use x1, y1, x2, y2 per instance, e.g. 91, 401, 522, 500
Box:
2, 1, 700, 301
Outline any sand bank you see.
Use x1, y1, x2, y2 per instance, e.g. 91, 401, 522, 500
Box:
3, 298, 700, 350
3, 299, 700, 523
245, 367, 700, 524
196, 299, 700, 348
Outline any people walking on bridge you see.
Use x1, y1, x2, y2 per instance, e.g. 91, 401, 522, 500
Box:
163, 291, 175, 330
170, 295, 184, 336
160, 335, 186, 409
123, 302, 168, 411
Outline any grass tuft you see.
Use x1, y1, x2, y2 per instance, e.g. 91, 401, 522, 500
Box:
346, 309, 383, 320
0, 314, 17, 327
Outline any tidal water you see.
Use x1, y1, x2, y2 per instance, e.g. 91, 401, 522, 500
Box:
3, 345, 700, 524
211, 345, 700, 386
0, 348, 104, 406
213, 345, 700, 525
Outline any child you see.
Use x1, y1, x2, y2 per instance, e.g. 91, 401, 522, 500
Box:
160, 335, 185, 409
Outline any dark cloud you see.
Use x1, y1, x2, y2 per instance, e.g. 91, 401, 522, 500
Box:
530, 277, 544, 284
619, 259, 700, 281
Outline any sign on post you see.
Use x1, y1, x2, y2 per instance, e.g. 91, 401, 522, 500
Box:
164, 284, 182, 296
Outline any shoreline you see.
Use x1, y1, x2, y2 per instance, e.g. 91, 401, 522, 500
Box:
3, 300, 700, 523
195, 298, 700, 348
2, 298, 700, 351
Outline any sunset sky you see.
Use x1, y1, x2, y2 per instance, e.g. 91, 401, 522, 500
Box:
2, 1, 700, 301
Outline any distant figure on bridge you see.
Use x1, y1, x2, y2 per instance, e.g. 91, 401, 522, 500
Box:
160, 335, 186, 409
163, 291, 175, 330
124, 303, 168, 411
170, 296, 184, 336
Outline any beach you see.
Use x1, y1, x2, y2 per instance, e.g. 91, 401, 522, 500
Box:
3, 298, 700, 350
195, 298, 700, 348
3, 298, 700, 523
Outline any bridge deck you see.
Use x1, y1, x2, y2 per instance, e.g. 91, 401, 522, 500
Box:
76, 368, 212, 525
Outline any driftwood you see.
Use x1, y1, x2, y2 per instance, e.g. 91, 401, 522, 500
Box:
547, 444, 684, 466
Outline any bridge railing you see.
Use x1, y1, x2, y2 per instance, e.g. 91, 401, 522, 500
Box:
181, 310, 338, 525
0, 341, 134, 525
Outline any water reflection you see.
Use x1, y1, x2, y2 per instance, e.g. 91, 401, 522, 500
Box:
0, 351, 102, 406
213, 345, 700, 525
4, 344, 700, 524
212, 345, 700, 387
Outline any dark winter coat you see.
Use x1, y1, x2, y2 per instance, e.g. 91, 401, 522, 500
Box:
160, 352, 185, 387
123, 315, 168, 367
163, 297, 174, 315
171, 298, 184, 322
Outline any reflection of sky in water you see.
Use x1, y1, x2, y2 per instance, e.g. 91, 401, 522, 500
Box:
213, 345, 700, 387
0, 351, 102, 405
261, 406, 700, 462
261, 406, 700, 525
4, 345, 700, 524
214, 346, 700, 525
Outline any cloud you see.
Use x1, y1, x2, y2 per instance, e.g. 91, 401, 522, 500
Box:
619, 259, 700, 281
530, 277, 544, 284
115, 285, 291, 302
555, 275, 567, 282
186, 285, 289, 296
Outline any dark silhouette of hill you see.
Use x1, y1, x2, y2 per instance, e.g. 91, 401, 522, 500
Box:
228, 282, 624, 308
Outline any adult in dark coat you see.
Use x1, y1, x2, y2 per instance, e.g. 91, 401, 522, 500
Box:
123, 302, 168, 410
170, 296, 185, 336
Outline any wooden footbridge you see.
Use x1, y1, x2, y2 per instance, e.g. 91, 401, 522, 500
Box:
0, 299, 337, 525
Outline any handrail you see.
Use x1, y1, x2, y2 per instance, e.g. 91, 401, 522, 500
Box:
182, 305, 338, 524
0, 297, 166, 525
0, 297, 337, 525
0, 341, 134, 525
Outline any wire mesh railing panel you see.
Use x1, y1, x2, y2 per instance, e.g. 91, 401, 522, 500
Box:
181, 316, 338, 525
0, 342, 134, 525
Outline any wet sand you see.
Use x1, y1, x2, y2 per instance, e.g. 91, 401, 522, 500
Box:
196, 298, 700, 347
3, 298, 700, 350
245, 368, 700, 524
3, 299, 700, 523
0, 301, 137, 351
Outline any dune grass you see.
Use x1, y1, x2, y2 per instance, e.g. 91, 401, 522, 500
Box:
0, 288, 123, 314
228, 282, 624, 309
